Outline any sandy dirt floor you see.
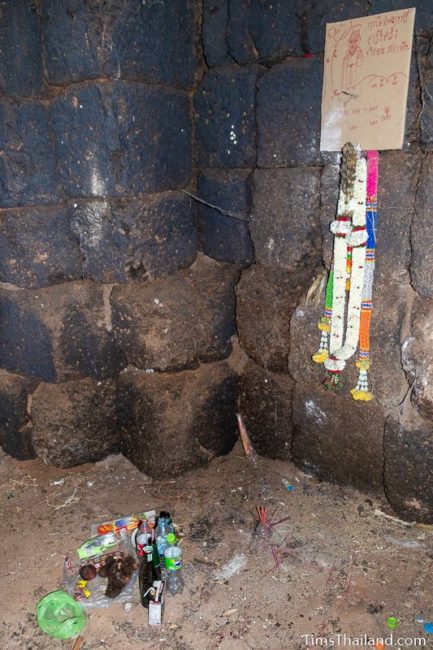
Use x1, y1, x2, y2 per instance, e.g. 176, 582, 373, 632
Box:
1, 442, 432, 649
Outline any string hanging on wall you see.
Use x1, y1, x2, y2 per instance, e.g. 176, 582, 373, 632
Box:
312, 143, 378, 401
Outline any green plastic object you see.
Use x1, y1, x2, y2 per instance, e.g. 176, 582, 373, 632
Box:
36, 590, 86, 640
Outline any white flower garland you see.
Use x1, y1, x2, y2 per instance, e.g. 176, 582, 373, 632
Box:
325, 153, 367, 371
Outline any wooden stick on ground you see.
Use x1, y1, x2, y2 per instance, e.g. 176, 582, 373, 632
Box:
71, 637, 84, 650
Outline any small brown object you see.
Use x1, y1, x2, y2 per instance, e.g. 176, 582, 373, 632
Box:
79, 564, 97, 581
105, 555, 137, 599
71, 636, 84, 650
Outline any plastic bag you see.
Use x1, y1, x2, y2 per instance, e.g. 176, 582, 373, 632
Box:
36, 590, 86, 639
63, 530, 138, 609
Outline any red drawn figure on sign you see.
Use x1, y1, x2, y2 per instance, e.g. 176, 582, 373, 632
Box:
342, 26, 363, 91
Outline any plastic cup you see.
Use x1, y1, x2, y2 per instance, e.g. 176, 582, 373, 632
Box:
164, 546, 182, 571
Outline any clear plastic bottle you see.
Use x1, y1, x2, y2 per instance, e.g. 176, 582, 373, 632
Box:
155, 512, 173, 559
166, 568, 184, 596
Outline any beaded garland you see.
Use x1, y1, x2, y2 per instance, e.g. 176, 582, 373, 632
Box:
313, 144, 378, 400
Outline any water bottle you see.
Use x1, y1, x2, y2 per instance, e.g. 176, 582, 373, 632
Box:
155, 512, 173, 559
166, 568, 184, 596
164, 545, 184, 596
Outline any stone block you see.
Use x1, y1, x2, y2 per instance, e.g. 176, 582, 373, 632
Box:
306, 0, 368, 54
70, 193, 197, 283
43, 0, 197, 87
52, 82, 192, 197
288, 273, 331, 388
0, 370, 36, 460
117, 360, 238, 478
401, 297, 433, 421
251, 168, 322, 271
0, 207, 82, 289
375, 152, 422, 283
31, 378, 118, 467
0, 282, 125, 382
369, 1, 433, 31
417, 30, 433, 147
226, 0, 302, 64
412, 155, 433, 297
195, 65, 263, 169
202, 0, 232, 67
292, 382, 385, 491
0, 0, 44, 97
112, 254, 239, 371
289, 277, 411, 407
196, 170, 254, 267
257, 58, 322, 167
320, 163, 340, 270
237, 264, 315, 372
239, 359, 294, 460
0, 101, 61, 207
385, 403, 433, 523
405, 50, 421, 147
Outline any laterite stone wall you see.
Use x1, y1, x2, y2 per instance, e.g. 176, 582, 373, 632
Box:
2, 0, 433, 523
0, 0, 242, 476
198, 0, 433, 523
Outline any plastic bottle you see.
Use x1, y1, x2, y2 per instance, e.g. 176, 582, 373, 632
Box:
165, 532, 177, 548
164, 543, 184, 596
166, 568, 184, 596
155, 512, 173, 559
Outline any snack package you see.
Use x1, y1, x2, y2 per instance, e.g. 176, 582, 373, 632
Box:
95, 510, 156, 536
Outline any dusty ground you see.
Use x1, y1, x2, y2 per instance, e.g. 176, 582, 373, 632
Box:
0, 442, 432, 650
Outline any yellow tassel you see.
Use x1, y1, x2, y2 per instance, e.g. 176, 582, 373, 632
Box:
350, 388, 373, 401
312, 349, 329, 364
355, 359, 371, 371
318, 321, 331, 333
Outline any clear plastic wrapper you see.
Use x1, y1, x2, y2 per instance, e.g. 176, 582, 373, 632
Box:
63, 530, 138, 609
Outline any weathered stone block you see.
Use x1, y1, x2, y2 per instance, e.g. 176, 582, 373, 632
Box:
52, 82, 192, 197
197, 170, 254, 267
0, 0, 44, 97
202, 0, 232, 67
385, 403, 433, 523
374, 152, 421, 283
369, 281, 413, 407
0, 282, 125, 382
117, 361, 238, 478
0, 370, 36, 461
0, 101, 61, 207
405, 51, 421, 147
306, 0, 368, 54
257, 58, 322, 167
239, 359, 294, 460
31, 378, 118, 467
226, 0, 302, 64
70, 193, 197, 283
320, 163, 340, 270
0, 207, 82, 289
401, 297, 433, 421
417, 31, 433, 147
289, 277, 411, 407
112, 254, 239, 371
251, 168, 322, 270
237, 264, 315, 372
43, 0, 196, 87
292, 382, 385, 491
195, 65, 263, 168
370, 1, 433, 30
412, 155, 433, 297
288, 273, 330, 388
